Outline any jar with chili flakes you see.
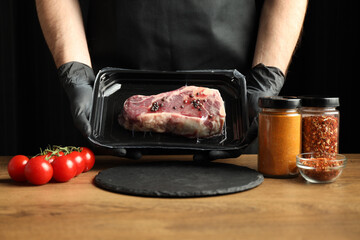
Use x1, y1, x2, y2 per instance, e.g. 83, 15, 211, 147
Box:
258, 96, 301, 178
300, 97, 340, 157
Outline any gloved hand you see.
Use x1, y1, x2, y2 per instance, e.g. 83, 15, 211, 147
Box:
58, 61, 95, 137
193, 63, 285, 162
58, 61, 142, 160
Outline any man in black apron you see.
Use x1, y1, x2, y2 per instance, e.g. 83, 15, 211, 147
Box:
36, 0, 308, 160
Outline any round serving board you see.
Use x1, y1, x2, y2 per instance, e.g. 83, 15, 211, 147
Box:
94, 161, 263, 198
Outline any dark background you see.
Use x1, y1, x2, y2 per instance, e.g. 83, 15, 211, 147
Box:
1, 1, 359, 155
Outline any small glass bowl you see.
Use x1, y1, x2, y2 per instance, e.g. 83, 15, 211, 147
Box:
296, 153, 347, 183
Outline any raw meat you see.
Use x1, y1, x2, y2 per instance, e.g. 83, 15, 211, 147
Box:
118, 86, 226, 138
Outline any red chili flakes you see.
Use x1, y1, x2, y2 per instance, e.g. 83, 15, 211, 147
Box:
301, 157, 343, 182
302, 116, 339, 156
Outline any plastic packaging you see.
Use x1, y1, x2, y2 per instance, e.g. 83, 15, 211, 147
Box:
89, 68, 249, 155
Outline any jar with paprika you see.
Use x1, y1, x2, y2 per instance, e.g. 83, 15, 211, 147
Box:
300, 96, 340, 157
258, 96, 301, 178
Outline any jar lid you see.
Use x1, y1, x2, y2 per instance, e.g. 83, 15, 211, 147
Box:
300, 96, 340, 107
258, 96, 300, 109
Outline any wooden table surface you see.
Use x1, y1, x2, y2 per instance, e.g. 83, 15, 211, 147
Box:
1, 154, 359, 240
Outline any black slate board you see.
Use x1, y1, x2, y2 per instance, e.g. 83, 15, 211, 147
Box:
94, 161, 263, 198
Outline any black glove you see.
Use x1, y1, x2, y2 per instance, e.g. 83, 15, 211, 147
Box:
58, 62, 95, 137
193, 63, 285, 162
58, 62, 142, 160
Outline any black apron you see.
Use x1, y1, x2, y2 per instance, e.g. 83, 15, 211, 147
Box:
86, 0, 260, 73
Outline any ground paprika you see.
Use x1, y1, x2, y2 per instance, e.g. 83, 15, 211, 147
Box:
258, 97, 301, 178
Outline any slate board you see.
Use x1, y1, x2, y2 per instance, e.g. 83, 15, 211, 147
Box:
94, 161, 264, 198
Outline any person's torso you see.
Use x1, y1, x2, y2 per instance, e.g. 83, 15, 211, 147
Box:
86, 0, 260, 72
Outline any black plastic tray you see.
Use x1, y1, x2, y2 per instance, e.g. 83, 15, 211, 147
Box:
89, 68, 249, 154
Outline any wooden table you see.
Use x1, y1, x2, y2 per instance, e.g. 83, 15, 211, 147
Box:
1, 154, 359, 240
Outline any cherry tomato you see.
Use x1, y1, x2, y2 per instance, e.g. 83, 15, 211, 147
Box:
81, 147, 95, 172
52, 155, 77, 182
45, 151, 64, 164
7, 155, 29, 182
68, 151, 85, 176
24, 156, 53, 185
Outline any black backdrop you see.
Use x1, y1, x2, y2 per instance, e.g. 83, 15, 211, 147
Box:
1, 1, 359, 155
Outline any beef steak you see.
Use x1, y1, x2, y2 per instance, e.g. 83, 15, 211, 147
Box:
118, 86, 226, 138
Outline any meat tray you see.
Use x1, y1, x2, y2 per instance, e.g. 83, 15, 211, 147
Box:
89, 68, 249, 155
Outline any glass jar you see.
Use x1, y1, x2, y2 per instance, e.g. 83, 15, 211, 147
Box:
258, 96, 301, 178
300, 97, 340, 157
